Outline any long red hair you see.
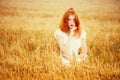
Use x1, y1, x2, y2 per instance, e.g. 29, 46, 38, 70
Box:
59, 8, 82, 37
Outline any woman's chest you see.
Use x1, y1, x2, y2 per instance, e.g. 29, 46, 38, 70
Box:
64, 36, 82, 50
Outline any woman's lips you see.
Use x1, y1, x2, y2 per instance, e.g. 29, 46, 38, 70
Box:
70, 24, 74, 26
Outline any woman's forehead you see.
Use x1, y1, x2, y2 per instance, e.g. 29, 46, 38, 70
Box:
69, 15, 75, 18
68, 15, 75, 19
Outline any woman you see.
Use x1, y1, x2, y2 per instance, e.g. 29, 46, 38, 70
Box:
54, 8, 88, 66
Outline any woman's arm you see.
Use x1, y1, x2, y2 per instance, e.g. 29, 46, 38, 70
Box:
79, 36, 88, 61
55, 28, 77, 60
81, 38, 87, 55
55, 29, 75, 60
56, 35, 73, 60
77, 30, 88, 62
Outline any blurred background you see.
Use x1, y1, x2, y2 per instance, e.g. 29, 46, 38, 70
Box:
0, 0, 120, 80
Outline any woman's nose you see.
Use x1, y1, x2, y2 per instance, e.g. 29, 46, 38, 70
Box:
71, 20, 74, 24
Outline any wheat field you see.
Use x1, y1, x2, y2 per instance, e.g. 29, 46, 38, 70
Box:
0, 0, 120, 80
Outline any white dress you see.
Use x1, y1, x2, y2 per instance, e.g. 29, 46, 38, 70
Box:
54, 29, 87, 66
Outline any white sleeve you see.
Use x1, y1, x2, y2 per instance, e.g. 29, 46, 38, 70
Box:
81, 30, 87, 40
54, 30, 58, 38
54, 29, 63, 38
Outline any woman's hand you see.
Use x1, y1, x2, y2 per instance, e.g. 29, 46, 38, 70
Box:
70, 26, 77, 37
61, 50, 72, 60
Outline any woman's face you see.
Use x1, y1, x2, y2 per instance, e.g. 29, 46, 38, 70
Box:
68, 15, 76, 29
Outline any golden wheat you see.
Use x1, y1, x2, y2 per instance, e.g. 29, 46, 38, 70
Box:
0, 0, 120, 80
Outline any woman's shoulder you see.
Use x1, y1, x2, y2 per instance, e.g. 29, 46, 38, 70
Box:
54, 28, 65, 38
80, 30, 87, 39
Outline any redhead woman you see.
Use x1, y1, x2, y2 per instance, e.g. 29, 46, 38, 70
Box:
54, 8, 88, 66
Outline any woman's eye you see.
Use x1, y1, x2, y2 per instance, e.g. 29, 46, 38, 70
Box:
68, 18, 71, 21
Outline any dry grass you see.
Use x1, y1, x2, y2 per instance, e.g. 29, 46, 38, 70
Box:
0, 0, 120, 80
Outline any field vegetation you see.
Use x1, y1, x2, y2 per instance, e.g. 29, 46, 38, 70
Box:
0, 0, 120, 80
